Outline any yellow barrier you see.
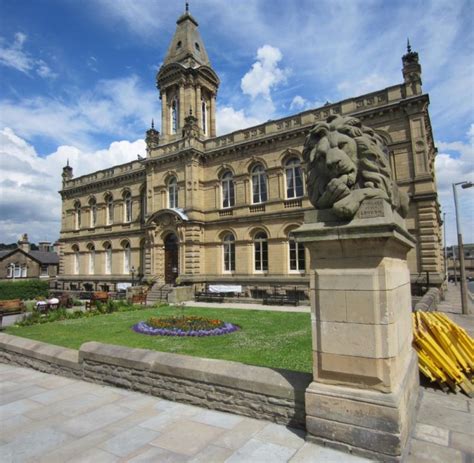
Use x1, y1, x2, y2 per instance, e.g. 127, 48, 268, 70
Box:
413, 312, 473, 397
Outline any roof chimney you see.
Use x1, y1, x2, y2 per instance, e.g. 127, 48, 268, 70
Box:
18, 233, 30, 253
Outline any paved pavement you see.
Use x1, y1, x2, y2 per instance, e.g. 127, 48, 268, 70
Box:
0, 364, 369, 463
0, 284, 472, 462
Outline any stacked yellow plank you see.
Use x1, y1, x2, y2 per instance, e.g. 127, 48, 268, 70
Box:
412, 311, 474, 397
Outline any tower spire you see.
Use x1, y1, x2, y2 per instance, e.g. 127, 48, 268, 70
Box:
406, 38, 411, 53
151, 118, 154, 129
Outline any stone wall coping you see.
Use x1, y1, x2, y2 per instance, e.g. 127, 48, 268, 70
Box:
0, 333, 80, 371
79, 341, 311, 400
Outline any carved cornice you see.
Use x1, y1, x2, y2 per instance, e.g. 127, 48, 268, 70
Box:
61, 170, 145, 198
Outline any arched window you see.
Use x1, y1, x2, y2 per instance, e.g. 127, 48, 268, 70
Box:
254, 231, 268, 272
171, 98, 179, 134
201, 98, 207, 135
168, 177, 178, 208
223, 233, 235, 272
21, 264, 27, 278
87, 244, 95, 275
104, 242, 112, 275
74, 201, 81, 230
289, 234, 305, 272
7, 263, 14, 278
285, 158, 304, 198
72, 245, 80, 275
123, 241, 131, 274
105, 194, 114, 225
251, 165, 267, 204
123, 191, 132, 223
221, 171, 235, 208
89, 198, 97, 228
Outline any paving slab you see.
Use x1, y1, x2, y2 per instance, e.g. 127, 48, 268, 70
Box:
150, 419, 226, 456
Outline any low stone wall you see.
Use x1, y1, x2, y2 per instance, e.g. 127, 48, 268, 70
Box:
0, 333, 311, 428
414, 287, 440, 312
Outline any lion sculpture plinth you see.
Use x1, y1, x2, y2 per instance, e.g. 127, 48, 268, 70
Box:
303, 115, 409, 219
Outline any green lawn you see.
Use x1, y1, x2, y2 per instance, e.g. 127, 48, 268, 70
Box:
5, 306, 312, 373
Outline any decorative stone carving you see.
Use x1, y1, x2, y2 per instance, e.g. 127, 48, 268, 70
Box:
303, 114, 409, 219
145, 121, 160, 151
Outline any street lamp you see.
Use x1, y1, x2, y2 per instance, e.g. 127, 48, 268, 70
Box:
452, 181, 473, 315
130, 266, 136, 287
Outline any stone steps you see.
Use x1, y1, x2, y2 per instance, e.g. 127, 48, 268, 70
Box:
146, 283, 173, 304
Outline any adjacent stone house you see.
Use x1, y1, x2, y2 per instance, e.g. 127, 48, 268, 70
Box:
57, 8, 443, 296
0, 234, 59, 280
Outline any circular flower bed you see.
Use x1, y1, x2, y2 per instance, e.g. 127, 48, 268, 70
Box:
132, 315, 240, 337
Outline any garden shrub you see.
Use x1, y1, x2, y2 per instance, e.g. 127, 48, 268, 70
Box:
0, 280, 49, 300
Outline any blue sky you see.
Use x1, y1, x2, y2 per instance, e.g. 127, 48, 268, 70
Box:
0, 0, 472, 247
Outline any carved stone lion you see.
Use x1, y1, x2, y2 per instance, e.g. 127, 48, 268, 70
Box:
303, 115, 409, 219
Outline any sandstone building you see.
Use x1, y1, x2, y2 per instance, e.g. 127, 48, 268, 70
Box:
0, 234, 59, 280
57, 8, 443, 296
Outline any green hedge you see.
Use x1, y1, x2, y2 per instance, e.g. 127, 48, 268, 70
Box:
0, 280, 49, 300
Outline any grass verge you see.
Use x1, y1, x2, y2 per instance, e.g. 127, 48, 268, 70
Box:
5, 305, 312, 373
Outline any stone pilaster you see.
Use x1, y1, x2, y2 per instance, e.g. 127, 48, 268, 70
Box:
293, 199, 419, 462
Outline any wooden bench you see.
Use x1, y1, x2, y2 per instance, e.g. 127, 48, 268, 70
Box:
0, 299, 26, 328
85, 291, 110, 310
263, 294, 299, 306
131, 293, 147, 305
195, 292, 224, 303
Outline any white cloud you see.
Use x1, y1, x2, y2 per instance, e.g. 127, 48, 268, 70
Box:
0, 128, 145, 244
0, 32, 57, 79
216, 106, 262, 135
241, 45, 289, 101
0, 75, 159, 149
289, 95, 326, 111
337, 73, 391, 99
435, 125, 474, 246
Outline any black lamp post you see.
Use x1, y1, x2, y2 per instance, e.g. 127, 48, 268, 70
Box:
130, 266, 136, 287
452, 181, 473, 315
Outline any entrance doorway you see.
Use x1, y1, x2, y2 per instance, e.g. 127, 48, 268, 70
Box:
164, 234, 179, 285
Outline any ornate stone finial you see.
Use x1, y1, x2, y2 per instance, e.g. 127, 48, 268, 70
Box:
303, 114, 409, 219
66, 158, 69, 167
146, 122, 160, 151
189, 107, 193, 116
185, 1, 189, 13
407, 38, 412, 53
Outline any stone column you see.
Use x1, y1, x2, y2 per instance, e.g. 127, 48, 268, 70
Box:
293, 199, 419, 462
196, 85, 202, 133
179, 84, 185, 130
161, 91, 167, 141
210, 94, 216, 137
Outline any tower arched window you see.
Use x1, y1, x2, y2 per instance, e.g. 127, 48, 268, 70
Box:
87, 244, 95, 275
123, 241, 131, 274
254, 231, 268, 272
201, 98, 207, 135
168, 177, 178, 208
74, 201, 81, 230
289, 234, 305, 272
104, 242, 112, 275
171, 98, 179, 134
105, 194, 114, 225
123, 191, 132, 223
89, 198, 97, 228
223, 233, 235, 272
251, 165, 267, 204
285, 158, 304, 198
221, 171, 235, 208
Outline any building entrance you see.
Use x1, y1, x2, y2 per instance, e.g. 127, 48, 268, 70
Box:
164, 234, 179, 285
